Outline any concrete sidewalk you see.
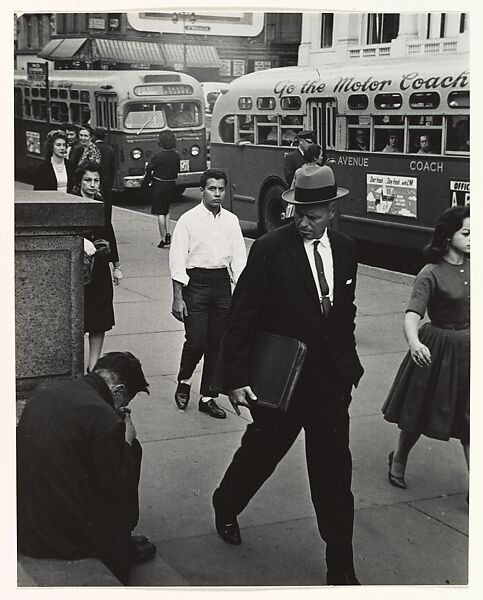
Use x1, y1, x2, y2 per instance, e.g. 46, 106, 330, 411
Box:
21, 204, 470, 587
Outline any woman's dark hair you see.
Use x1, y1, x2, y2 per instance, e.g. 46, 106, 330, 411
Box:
78, 125, 93, 137
423, 205, 470, 263
304, 143, 322, 163
158, 130, 177, 149
44, 129, 67, 158
74, 160, 102, 187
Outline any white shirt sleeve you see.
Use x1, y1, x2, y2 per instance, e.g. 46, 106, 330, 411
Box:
230, 218, 247, 284
169, 218, 190, 286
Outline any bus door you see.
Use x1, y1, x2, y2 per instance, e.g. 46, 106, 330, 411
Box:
95, 92, 120, 185
306, 98, 336, 153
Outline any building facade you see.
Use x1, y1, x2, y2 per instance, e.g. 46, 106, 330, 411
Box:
298, 12, 469, 65
14, 12, 302, 82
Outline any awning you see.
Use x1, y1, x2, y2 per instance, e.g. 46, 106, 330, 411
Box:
92, 38, 166, 65
161, 44, 221, 68
38, 38, 88, 60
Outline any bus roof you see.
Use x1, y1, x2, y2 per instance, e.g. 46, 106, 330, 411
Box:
223, 54, 469, 100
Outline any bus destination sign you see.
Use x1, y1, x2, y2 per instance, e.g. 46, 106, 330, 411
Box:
27, 62, 48, 85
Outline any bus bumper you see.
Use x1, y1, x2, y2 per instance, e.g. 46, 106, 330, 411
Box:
122, 172, 203, 189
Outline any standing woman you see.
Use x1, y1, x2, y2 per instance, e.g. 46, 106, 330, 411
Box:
70, 125, 101, 171
72, 161, 122, 371
33, 129, 75, 192
145, 130, 180, 248
383, 205, 470, 490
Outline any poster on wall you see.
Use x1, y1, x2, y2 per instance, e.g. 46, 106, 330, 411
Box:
366, 173, 417, 219
26, 131, 41, 154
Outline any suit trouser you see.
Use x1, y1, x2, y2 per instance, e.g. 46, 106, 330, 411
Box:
178, 268, 232, 397
214, 369, 354, 573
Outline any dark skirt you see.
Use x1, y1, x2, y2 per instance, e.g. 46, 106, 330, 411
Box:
382, 323, 469, 442
84, 255, 115, 334
151, 180, 177, 215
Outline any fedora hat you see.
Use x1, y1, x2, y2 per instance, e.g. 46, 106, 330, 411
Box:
295, 129, 315, 141
282, 165, 349, 205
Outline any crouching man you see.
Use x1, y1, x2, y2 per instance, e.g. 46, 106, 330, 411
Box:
17, 352, 155, 584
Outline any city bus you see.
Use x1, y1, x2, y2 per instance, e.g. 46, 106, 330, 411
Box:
14, 69, 207, 195
210, 55, 469, 251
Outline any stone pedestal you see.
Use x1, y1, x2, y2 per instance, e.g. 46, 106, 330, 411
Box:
15, 190, 104, 402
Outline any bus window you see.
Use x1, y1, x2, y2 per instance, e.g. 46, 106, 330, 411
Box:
257, 97, 276, 110
446, 116, 470, 152
24, 99, 31, 118
237, 115, 254, 143
348, 94, 369, 110
124, 103, 167, 130
375, 93, 402, 109
448, 91, 469, 109
409, 92, 440, 110
256, 115, 278, 145
281, 115, 303, 145
50, 101, 69, 123
165, 102, 202, 128
80, 91, 90, 103
32, 100, 47, 121
219, 115, 235, 143
71, 103, 91, 126
50, 89, 58, 99
14, 87, 23, 117
70, 90, 79, 101
409, 130, 441, 154
280, 97, 301, 111
59, 89, 68, 100
348, 127, 370, 151
374, 114, 404, 152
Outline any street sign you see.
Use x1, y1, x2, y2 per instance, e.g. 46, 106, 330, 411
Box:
27, 62, 48, 85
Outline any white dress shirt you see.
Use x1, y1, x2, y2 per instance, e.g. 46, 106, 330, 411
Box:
169, 201, 247, 286
303, 230, 334, 303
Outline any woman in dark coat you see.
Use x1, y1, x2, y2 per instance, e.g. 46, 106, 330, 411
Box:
383, 205, 470, 491
144, 130, 180, 248
72, 161, 122, 371
33, 129, 76, 192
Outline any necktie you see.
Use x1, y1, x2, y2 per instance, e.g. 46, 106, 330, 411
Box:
313, 241, 331, 318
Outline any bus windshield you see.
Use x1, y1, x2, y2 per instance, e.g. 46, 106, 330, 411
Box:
124, 101, 202, 130
124, 103, 166, 129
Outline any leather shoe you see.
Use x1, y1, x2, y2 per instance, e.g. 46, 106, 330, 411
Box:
388, 450, 407, 489
175, 382, 190, 410
199, 398, 226, 419
326, 571, 360, 585
213, 491, 241, 545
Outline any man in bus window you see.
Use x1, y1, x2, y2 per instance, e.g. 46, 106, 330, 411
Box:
381, 132, 401, 153
169, 169, 247, 419
283, 129, 315, 186
352, 129, 369, 152
417, 134, 431, 154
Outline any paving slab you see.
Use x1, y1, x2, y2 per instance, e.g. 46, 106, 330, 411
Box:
18, 555, 121, 586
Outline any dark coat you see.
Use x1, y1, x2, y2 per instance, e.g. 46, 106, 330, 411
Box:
16, 373, 141, 584
96, 140, 116, 192
68, 141, 84, 171
33, 158, 76, 192
223, 222, 364, 393
283, 148, 308, 186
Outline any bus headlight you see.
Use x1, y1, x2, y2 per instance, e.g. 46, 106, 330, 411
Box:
131, 148, 143, 160
190, 145, 200, 157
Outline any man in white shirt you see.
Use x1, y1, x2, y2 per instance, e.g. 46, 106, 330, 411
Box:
169, 169, 247, 419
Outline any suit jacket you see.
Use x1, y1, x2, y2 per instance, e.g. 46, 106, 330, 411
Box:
283, 149, 308, 186
223, 222, 364, 393
96, 140, 116, 192
33, 158, 76, 192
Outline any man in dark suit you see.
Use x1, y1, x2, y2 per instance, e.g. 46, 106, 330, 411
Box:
283, 129, 315, 186
212, 164, 364, 585
94, 127, 117, 214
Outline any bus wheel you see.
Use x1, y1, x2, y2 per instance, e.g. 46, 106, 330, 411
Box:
260, 184, 289, 233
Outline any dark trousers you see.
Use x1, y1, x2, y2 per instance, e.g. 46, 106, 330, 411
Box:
214, 366, 355, 574
178, 268, 232, 397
